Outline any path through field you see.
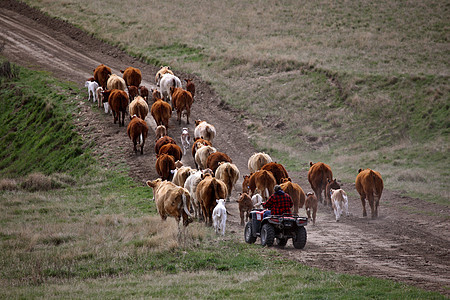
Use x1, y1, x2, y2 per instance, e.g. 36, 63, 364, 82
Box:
1, 1, 448, 295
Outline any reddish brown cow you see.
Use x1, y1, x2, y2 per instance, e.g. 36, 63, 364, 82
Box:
305, 192, 318, 225
261, 162, 289, 184
248, 170, 276, 200
237, 192, 253, 226
128, 85, 139, 100
151, 88, 161, 102
121, 67, 142, 87
355, 168, 384, 218
93, 64, 111, 89
103, 89, 129, 126
242, 174, 251, 194
280, 177, 306, 215
307, 162, 333, 205
126, 116, 148, 154
154, 136, 177, 154
139, 86, 149, 102
195, 173, 228, 226
206, 152, 232, 173
185, 78, 195, 98
159, 143, 183, 162
155, 153, 176, 181
325, 178, 341, 207
151, 98, 172, 128
170, 87, 193, 124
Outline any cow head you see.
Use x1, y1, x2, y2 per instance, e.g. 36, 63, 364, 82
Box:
195, 119, 203, 127
146, 179, 162, 188
310, 162, 314, 167
281, 177, 292, 183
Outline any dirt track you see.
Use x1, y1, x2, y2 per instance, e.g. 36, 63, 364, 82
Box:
1, 1, 448, 295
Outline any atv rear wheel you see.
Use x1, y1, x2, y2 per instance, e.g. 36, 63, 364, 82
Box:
276, 237, 288, 247
293, 226, 307, 249
244, 222, 256, 244
260, 223, 275, 246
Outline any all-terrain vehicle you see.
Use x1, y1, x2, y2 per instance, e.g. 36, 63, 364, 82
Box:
244, 209, 308, 249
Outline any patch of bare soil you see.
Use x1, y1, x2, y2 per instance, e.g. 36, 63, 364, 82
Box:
1, 0, 448, 295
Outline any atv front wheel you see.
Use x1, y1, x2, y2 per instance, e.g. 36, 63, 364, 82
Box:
260, 223, 275, 246
244, 222, 256, 244
293, 226, 307, 249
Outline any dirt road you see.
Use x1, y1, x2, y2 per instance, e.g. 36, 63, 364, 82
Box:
1, 0, 448, 295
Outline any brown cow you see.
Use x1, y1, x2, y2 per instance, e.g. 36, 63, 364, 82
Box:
215, 162, 240, 202
206, 152, 232, 174
158, 143, 182, 162
126, 115, 148, 154
170, 87, 193, 124
195, 173, 228, 226
155, 153, 176, 181
325, 178, 341, 207
242, 174, 251, 194
121, 67, 142, 87
154, 136, 176, 154
237, 192, 253, 226
139, 86, 149, 103
248, 170, 276, 200
185, 78, 195, 98
151, 98, 172, 128
355, 168, 384, 218
307, 162, 333, 205
103, 89, 129, 126
261, 162, 289, 184
127, 85, 139, 100
146, 179, 193, 227
151, 88, 161, 102
305, 192, 318, 225
129, 96, 149, 120
248, 152, 272, 173
93, 64, 111, 89
280, 178, 306, 215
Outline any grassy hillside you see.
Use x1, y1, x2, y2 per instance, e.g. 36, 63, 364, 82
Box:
23, 0, 449, 204
0, 63, 445, 298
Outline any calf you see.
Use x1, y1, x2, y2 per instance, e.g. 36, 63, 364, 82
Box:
155, 125, 167, 140
330, 189, 349, 222
180, 127, 191, 156
151, 98, 172, 128
128, 85, 139, 101
237, 193, 253, 226
305, 192, 318, 225
85, 80, 99, 102
325, 178, 341, 208
242, 174, 251, 194
139, 85, 149, 102
127, 115, 148, 154
185, 78, 195, 98
212, 199, 227, 236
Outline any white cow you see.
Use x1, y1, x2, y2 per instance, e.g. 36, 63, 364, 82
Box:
330, 189, 349, 221
159, 73, 182, 105
85, 80, 99, 102
180, 127, 191, 156
194, 120, 216, 143
212, 199, 227, 236
251, 193, 264, 209
184, 170, 203, 220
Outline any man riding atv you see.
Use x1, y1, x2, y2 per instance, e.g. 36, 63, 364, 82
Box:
262, 185, 293, 217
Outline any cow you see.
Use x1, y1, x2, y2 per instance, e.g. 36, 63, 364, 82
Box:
158, 143, 182, 162
102, 89, 129, 126
106, 74, 127, 91
196, 173, 228, 226
251, 193, 264, 209
191, 137, 212, 161
307, 162, 333, 205
325, 178, 341, 208
248, 170, 276, 200
159, 73, 182, 104
194, 120, 216, 143
237, 192, 253, 226
305, 192, 318, 225
155, 66, 174, 86
207, 152, 232, 174
146, 179, 193, 228
85, 80, 99, 102
330, 188, 349, 222
215, 162, 240, 202
280, 177, 306, 215
184, 170, 203, 220
355, 168, 384, 218
129, 96, 149, 120
242, 174, 251, 194
155, 125, 167, 140
151, 98, 172, 128
154, 136, 176, 154
155, 153, 176, 181
212, 199, 227, 236
261, 162, 289, 184
247, 152, 272, 173
126, 115, 148, 154
180, 128, 191, 156
127, 85, 139, 101
172, 166, 195, 188
151, 88, 161, 102
170, 87, 193, 124
93, 64, 111, 89
194, 145, 217, 170
185, 78, 195, 98
121, 67, 142, 88
96, 86, 106, 110
139, 86, 149, 102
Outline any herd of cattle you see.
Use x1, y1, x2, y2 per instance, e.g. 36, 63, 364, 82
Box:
85, 63, 385, 236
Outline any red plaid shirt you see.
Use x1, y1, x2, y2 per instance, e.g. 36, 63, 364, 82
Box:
263, 191, 293, 215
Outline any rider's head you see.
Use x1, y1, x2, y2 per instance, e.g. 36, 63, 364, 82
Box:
274, 185, 282, 193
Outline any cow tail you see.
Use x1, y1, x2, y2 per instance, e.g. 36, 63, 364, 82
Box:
182, 192, 193, 218
139, 133, 143, 145
206, 126, 212, 141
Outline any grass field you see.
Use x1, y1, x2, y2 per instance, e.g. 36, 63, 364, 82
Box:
0, 63, 446, 298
